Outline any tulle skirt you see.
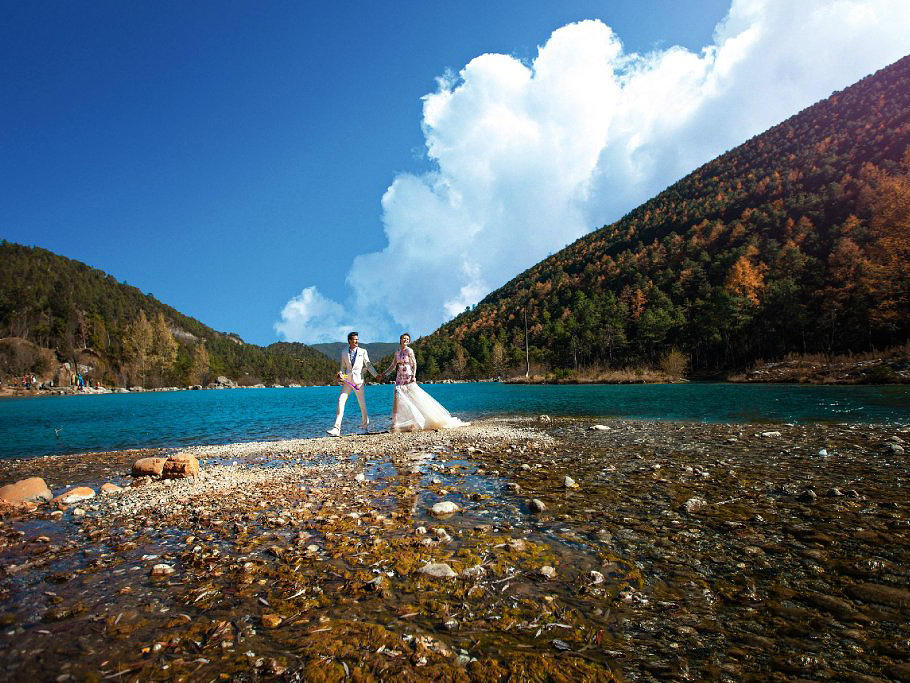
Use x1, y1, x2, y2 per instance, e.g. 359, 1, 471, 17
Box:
392, 383, 470, 431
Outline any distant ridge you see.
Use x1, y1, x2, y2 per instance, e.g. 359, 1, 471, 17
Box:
0, 241, 336, 386
311, 342, 401, 363
414, 55, 910, 379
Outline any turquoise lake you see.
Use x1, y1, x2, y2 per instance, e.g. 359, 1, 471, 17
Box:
0, 382, 908, 459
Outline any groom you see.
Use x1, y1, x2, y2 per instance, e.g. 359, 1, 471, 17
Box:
327, 331, 379, 436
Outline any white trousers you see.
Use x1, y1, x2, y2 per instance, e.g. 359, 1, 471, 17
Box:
333, 383, 368, 429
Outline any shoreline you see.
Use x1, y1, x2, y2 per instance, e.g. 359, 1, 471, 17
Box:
0, 417, 908, 680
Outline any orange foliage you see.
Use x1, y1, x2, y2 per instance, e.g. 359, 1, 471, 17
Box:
725, 245, 767, 305
859, 151, 910, 325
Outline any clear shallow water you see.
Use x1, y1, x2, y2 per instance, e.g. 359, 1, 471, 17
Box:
0, 382, 907, 459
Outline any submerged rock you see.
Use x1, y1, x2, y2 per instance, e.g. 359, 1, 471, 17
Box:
539, 566, 557, 579
682, 497, 708, 514
261, 613, 282, 629
529, 498, 547, 513
430, 501, 459, 517
564, 476, 579, 489
150, 563, 175, 577
100, 483, 122, 495
847, 582, 910, 608
419, 562, 457, 578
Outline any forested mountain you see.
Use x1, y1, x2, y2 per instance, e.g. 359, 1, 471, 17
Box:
415, 55, 910, 380
0, 242, 336, 386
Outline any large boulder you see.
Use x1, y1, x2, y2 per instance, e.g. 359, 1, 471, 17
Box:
162, 453, 199, 479
51, 486, 95, 506
132, 457, 167, 477
0, 477, 52, 504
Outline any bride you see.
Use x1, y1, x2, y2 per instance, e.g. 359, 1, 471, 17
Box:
381, 333, 469, 432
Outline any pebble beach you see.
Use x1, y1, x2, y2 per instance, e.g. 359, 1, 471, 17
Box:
0, 417, 908, 681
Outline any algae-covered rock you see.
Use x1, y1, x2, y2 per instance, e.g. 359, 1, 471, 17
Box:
419, 562, 458, 578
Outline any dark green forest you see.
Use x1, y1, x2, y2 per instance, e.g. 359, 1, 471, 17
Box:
0, 242, 335, 386
414, 55, 910, 380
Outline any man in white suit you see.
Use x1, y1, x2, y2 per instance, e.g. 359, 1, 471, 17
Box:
327, 331, 379, 436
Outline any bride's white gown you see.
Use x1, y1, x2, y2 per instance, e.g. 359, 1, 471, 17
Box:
386, 347, 469, 431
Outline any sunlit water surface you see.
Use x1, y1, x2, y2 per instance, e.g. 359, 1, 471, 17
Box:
1, 382, 908, 458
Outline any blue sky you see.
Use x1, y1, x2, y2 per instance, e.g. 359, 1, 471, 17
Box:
2, 1, 908, 345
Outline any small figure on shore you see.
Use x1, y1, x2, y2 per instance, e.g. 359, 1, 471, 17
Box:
380, 333, 469, 432
77, 373, 84, 391
326, 331, 378, 437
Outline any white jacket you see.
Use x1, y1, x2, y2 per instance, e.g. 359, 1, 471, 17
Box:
340, 346, 378, 386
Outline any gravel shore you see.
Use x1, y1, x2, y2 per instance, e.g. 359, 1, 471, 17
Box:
0, 417, 907, 681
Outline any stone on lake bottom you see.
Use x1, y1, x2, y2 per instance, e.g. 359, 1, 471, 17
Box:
591, 425, 611, 431
0, 477, 52, 504
529, 498, 547, 513
539, 565, 557, 579
564, 476, 579, 489
419, 562, 458, 578
682, 497, 708, 514
150, 563, 175, 577
847, 582, 910, 608
100, 483, 122, 495
589, 570, 605, 585
760, 431, 782, 438
430, 501, 459, 517
261, 613, 282, 629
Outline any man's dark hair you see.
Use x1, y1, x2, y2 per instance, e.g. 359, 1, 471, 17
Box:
347, 331, 359, 341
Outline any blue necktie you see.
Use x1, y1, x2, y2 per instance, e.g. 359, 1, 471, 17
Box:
349, 348, 357, 367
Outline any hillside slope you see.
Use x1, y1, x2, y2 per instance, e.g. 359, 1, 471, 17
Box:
415, 55, 910, 379
0, 242, 336, 387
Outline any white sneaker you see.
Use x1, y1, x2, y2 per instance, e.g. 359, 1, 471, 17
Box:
326, 427, 341, 437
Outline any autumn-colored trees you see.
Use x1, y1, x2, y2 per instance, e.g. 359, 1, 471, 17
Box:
412, 55, 910, 379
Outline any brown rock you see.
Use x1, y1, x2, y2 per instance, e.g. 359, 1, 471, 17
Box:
132, 457, 167, 477
51, 486, 95, 506
888, 662, 910, 682
162, 453, 199, 478
847, 582, 910, 609
100, 483, 123, 494
261, 613, 282, 629
0, 477, 52, 504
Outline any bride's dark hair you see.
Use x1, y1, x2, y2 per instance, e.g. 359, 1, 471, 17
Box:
400, 333, 410, 341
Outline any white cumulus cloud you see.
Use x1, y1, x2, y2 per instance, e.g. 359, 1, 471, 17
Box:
274, 286, 351, 344
276, 0, 910, 344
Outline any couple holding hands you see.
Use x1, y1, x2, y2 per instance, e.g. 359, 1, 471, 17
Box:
326, 331, 468, 436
